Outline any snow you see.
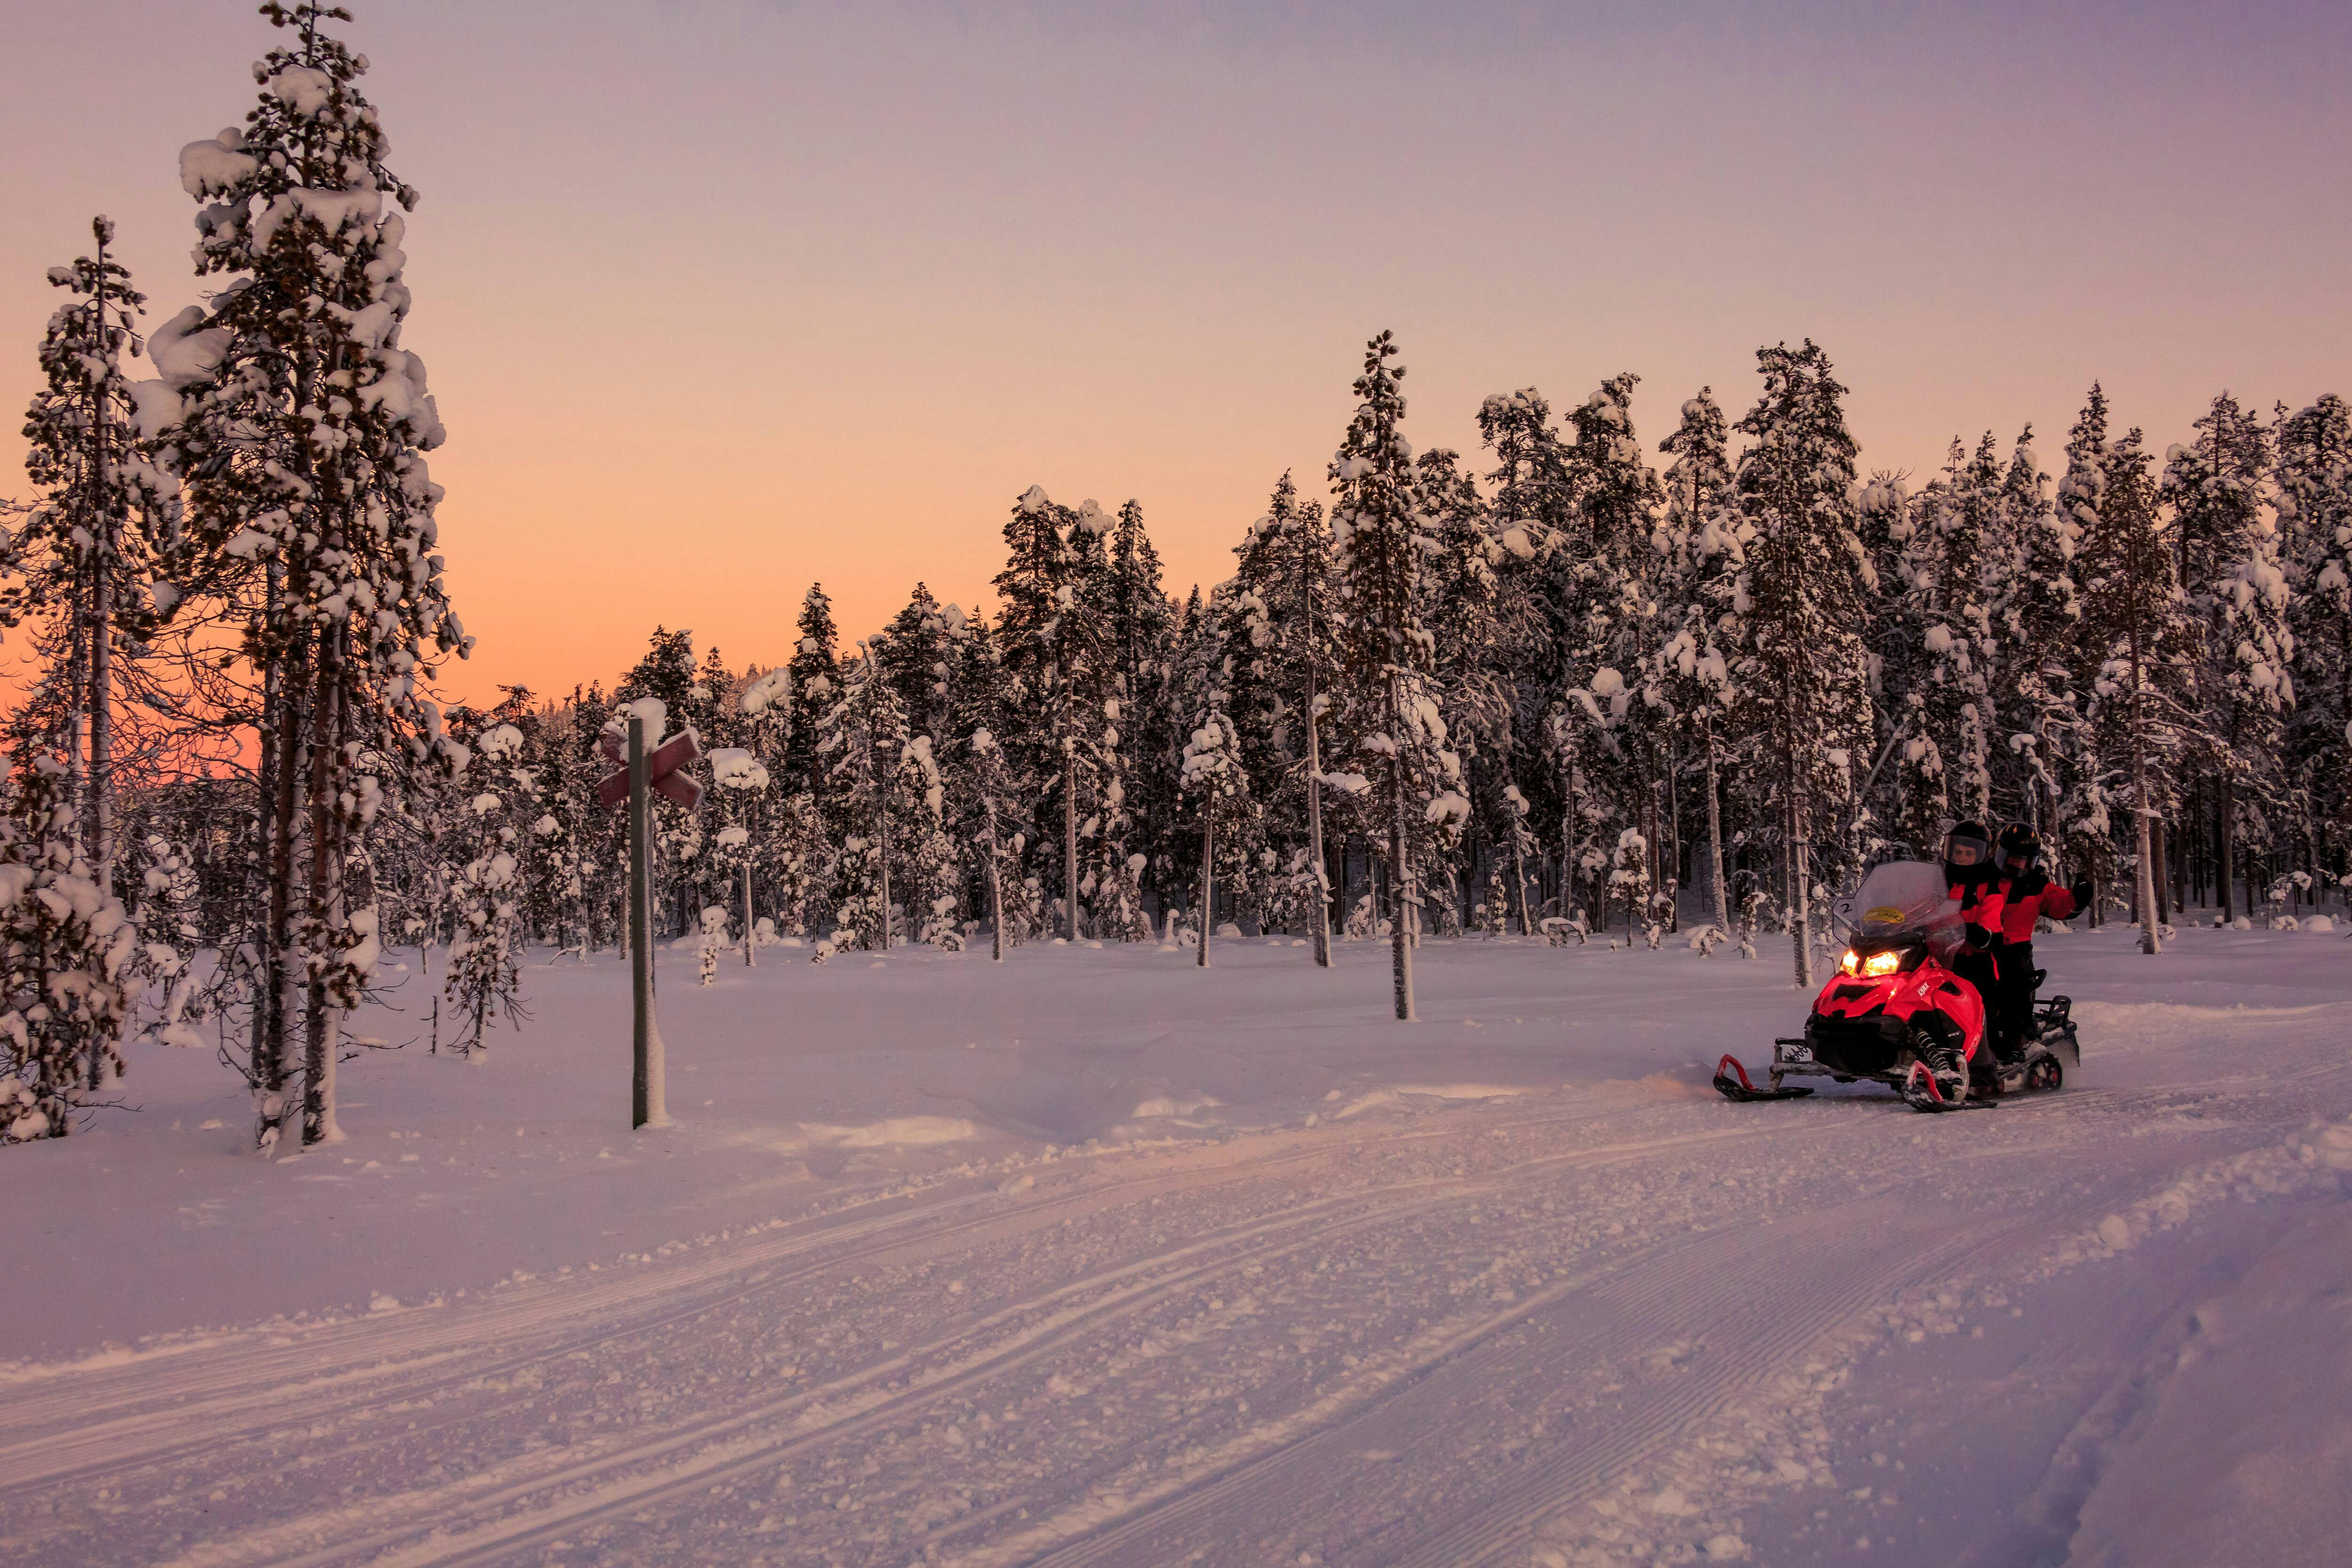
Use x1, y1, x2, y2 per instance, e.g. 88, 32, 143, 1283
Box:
2, 926, 2349, 1565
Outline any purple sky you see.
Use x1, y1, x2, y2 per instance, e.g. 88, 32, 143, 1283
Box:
4, 0, 2346, 701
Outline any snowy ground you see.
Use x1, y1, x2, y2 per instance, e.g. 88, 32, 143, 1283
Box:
4, 922, 2349, 1567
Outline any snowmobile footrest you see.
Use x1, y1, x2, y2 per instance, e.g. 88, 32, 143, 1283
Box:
1714, 1053, 1813, 1102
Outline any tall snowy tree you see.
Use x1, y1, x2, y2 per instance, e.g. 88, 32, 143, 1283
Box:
1329, 332, 1453, 1019
1233, 473, 1338, 961
1730, 341, 1875, 986
785, 584, 840, 797
2274, 393, 2352, 883
2078, 429, 2195, 951
2162, 394, 2293, 919
10, 217, 178, 890
1653, 388, 1745, 932
168, 1, 469, 1148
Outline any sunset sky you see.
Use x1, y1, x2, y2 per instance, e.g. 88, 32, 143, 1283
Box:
4, 0, 2347, 708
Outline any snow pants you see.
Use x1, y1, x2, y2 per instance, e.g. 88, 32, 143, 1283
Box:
1991, 942, 2038, 1058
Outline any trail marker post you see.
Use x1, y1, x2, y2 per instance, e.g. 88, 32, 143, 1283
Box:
599, 712, 703, 1129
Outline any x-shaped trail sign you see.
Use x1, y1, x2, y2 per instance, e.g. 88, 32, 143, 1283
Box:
597, 726, 706, 810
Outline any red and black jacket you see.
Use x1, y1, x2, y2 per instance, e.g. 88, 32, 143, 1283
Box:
1997, 870, 2079, 944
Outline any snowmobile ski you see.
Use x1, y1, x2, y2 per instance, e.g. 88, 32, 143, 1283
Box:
1714, 1053, 1813, 1103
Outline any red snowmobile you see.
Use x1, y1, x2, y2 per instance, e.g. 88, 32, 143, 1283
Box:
1713, 860, 2079, 1113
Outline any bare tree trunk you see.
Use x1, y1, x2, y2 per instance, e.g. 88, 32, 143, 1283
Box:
1196, 808, 1214, 969
2128, 611, 2161, 954
2217, 775, 2236, 923
875, 729, 893, 951
1063, 746, 1080, 942
1387, 671, 1415, 1021
986, 796, 1005, 962
1303, 659, 1332, 967
258, 636, 303, 1155
1786, 715, 1813, 989
742, 860, 756, 967
1510, 809, 1532, 937
302, 646, 345, 1147
1703, 714, 1729, 931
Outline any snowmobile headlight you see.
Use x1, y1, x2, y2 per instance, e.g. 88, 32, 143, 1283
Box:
1839, 949, 1859, 974
1862, 950, 1902, 977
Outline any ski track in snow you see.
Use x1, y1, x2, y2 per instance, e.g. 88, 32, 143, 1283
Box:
2, 935, 2348, 1566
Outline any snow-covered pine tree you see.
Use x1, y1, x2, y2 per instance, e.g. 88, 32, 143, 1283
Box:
1407, 447, 1487, 935
818, 646, 910, 949
1177, 611, 1258, 967
2273, 393, 2351, 889
993, 489, 1116, 940
1233, 473, 1340, 959
10, 218, 179, 893
1990, 426, 2090, 866
892, 735, 963, 947
0, 751, 143, 1141
1729, 341, 1875, 987
169, 2, 468, 1148
1103, 501, 1181, 911
1884, 435, 2002, 851
1653, 388, 1746, 934
2162, 394, 2293, 920
2077, 428, 2197, 951
442, 835, 522, 1058
707, 744, 769, 964
1329, 332, 1448, 1019
785, 585, 841, 798
876, 583, 955, 745
2052, 388, 2123, 904
964, 724, 1021, 959
1563, 375, 1670, 938
1475, 388, 1575, 927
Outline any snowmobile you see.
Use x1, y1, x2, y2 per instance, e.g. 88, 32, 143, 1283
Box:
1712, 859, 2080, 1113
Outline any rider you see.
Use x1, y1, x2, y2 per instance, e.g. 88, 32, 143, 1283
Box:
1939, 821, 2006, 1074
1990, 824, 2092, 1061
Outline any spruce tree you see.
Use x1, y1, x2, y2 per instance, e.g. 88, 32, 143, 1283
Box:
2079, 430, 2195, 951
1730, 341, 1875, 986
2274, 393, 2352, 886
1654, 388, 1745, 934
169, 2, 468, 1148
785, 585, 841, 796
1233, 473, 1339, 960
1329, 332, 1443, 1019
11, 217, 177, 892
2162, 395, 2293, 919
1103, 501, 1180, 909
0, 752, 143, 1141
818, 646, 911, 949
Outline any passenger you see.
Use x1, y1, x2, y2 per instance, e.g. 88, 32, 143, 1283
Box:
1990, 824, 2091, 1061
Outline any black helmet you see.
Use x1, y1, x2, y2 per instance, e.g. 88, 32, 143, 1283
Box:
1996, 822, 2042, 871
1941, 820, 1993, 871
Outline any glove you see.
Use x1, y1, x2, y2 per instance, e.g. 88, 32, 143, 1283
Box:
1963, 926, 1993, 953
2068, 879, 2092, 908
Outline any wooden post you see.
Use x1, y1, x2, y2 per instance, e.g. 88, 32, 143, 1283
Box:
628, 714, 664, 1128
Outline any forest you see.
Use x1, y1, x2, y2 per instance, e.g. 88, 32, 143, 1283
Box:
5, 4, 2349, 1153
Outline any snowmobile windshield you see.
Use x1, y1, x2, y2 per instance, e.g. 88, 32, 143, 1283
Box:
1848, 861, 1965, 961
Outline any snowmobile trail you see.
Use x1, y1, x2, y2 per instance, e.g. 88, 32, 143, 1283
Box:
4, 947, 2348, 1568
